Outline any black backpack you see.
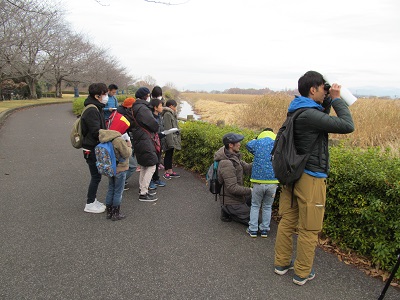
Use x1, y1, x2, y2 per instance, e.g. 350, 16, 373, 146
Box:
271, 108, 320, 185
206, 161, 224, 201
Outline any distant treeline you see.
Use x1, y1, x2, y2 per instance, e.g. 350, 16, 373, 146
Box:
183, 87, 298, 95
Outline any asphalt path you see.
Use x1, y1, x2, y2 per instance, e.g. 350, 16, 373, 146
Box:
0, 103, 398, 300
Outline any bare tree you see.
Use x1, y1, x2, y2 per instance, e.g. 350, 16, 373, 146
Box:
1, 0, 62, 98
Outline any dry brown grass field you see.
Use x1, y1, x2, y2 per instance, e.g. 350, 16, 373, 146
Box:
182, 92, 400, 152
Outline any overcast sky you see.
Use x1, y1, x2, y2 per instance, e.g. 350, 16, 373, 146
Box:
64, 0, 400, 91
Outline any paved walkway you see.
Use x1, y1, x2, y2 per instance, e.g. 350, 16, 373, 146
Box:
0, 103, 398, 299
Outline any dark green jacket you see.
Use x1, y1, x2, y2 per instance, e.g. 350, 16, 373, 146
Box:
292, 98, 355, 174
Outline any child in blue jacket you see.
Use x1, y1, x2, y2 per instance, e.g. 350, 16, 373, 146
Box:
245, 128, 279, 238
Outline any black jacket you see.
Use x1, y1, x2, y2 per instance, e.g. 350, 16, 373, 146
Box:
293, 98, 354, 173
81, 96, 106, 150
130, 99, 159, 166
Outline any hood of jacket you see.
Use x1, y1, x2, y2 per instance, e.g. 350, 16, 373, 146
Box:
162, 106, 176, 116
84, 95, 105, 110
98, 129, 121, 143
288, 95, 323, 113
214, 146, 242, 163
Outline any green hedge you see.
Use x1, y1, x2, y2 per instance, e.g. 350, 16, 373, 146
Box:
175, 121, 400, 278
72, 97, 86, 115
72, 96, 129, 115
325, 146, 400, 276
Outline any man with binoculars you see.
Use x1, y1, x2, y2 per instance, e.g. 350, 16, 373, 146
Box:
274, 70, 355, 286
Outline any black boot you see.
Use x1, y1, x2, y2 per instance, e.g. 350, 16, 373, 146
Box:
106, 205, 113, 219
111, 206, 126, 221
220, 207, 231, 222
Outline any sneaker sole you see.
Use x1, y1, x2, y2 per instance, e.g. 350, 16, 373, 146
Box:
84, 208, 105, 213
261, 235, 268, 238
293, 273, 315, 286
138, 198, 158, 202
274, 266, 294, 275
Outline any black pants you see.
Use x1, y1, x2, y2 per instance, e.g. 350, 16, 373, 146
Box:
84, 150, 102, 204
152, 163, 160, 181
221, 204, 250, 225
164, 148, 174, 170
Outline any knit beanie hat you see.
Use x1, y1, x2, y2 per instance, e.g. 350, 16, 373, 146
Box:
135, 87, 150, 99
122, 97, 136, 108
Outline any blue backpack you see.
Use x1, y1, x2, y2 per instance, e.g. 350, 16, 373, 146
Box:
95, 141, 117, 177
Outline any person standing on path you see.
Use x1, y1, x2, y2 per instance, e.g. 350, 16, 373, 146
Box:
103, 84, 119, 121
245, 128, 279, 238
98, 129, 132, 221
130, 87, 159, 202
117, 97, 138, 190
161, 100, 181, 180
81, 83, 108, 213
274, 70, 354, 286
150, 98, 167, 188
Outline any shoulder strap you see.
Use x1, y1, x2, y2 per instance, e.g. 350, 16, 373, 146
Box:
81, 104, 98, 117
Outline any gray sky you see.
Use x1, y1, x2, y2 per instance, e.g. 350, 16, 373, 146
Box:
64, 0, 400, 91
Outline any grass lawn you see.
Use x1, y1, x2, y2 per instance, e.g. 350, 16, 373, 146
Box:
0, 97, 74, 113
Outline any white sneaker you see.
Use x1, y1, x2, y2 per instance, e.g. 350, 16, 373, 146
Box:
84, 202, 106, 213
94, 199, 106, 209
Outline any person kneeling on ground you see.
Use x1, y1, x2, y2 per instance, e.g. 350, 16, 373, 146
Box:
214, 132, 252, 224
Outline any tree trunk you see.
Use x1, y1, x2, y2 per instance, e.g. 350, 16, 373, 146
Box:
55, 79, 63, 98
26, 77, 37, 99
73, 83, 79, 98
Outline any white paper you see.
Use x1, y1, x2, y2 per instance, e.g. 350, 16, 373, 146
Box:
161, 128, 179, 135
323, 74, 357, 106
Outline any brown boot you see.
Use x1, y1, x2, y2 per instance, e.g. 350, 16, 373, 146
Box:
106, 205, 113, 219
111, 206, 126, 221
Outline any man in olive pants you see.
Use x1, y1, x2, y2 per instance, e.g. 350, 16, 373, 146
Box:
274, 71, 354, 285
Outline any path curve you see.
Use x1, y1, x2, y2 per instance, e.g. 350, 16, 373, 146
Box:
0, 104, 398, 299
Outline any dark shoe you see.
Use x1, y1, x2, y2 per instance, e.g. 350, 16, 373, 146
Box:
274, 261, 294, 275
246, 228, 258, 238
111, 206, 126, 221
139, 193, 158, 202
220, 208, 232, 222
154, 179, 166, 187
260, 230, 269, 238
168, 172, 180, 178
106, 204, 113, 219
149, 181, 157, 190
293, 270, 315, 286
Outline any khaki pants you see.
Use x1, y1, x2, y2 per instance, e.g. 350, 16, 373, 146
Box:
139, 165, 156, 195
274, 173, 326, 278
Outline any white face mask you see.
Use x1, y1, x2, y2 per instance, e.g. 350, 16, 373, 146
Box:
157, 96, 162, 100
146, 97, 151, 102
101, 95, 109, 105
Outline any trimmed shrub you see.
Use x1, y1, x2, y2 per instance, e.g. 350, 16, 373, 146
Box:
72, 97, 85, 115
174, 121, 400, 278
174, 120, 255, 175
325, 146, 400, 277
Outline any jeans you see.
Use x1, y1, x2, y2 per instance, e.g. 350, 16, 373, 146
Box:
125, 151, 138, 182
248, 183, 278, 232
105, 171, 127, 207
85, 150, 102, 204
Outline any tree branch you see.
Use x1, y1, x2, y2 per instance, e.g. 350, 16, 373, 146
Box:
94, 0, 110, 6
144, 0, 191, 5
